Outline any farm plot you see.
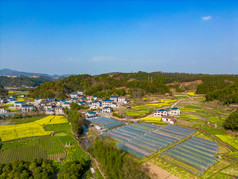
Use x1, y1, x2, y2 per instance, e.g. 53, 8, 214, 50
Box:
0, 115, 68, 142
140, 116, 162, 123
104, 124, 195, 159
160, 136, 219, 176
123, 98, 177, 118
0, 122, 89, 164
0, 122, 51, 142
0, 136, 65, 164
88, 116, 125, 129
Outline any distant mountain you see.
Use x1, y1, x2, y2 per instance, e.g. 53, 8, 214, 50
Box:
0, 68, 73, 79
0, 76, 52, 88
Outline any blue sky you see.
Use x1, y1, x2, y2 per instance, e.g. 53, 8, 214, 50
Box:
0, 0, 237, 75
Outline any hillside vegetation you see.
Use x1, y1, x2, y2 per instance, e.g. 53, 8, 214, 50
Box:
0, 76, 52, 87
196, 75, 238, 104
30, 72, 238, 104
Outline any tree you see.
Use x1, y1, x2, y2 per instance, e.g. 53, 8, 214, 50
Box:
224, 110, 238, 130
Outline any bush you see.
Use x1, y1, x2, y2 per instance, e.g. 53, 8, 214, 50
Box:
224, 110, 238, 131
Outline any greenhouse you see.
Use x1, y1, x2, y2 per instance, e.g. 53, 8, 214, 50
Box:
104, 124, 197, 159
160, 136, 219, 176
89, 116, 125, 129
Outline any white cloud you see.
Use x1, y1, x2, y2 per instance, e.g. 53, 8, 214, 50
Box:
202, 16, 212, 21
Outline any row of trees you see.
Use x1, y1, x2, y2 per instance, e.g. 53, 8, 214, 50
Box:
0, 158, 91, 178
58, 159, 90, 178
0, 159, 55, 179
64, 103, 85, 137
88, 137, 149, 179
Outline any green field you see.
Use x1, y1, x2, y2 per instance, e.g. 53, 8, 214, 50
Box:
0, 117, 89, 165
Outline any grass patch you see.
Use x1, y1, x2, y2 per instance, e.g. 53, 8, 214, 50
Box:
216, 134, 238, 150
220, 165, 238, 177
229, 151, 238, 159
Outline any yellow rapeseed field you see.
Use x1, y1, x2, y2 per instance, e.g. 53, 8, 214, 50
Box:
140, 116, 162, 123
35, 115, 68, 125
0, 115, 68, 142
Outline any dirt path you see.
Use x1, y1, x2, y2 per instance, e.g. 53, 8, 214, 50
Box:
70, 125, 106, 178
142, 162, 179, 179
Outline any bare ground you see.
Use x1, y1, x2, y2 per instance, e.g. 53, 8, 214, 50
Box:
142, 162, 179, 179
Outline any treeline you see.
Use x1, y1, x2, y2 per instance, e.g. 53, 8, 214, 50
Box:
224, 110, 238, 131
29, 71, 238, 102
0, 76, 52, 87
0, 158, 91, 178
88, 137, 149, 179
64, 103, 85, 137
30, 72, 170, 99
196, 75, 238, 104
58, 159, 90, 178
0, 159, 55, 178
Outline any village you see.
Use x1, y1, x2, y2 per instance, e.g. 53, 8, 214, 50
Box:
0, 90, 181, 126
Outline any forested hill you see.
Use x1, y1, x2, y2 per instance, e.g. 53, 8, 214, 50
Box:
30, 71, 238, 104
0, 76, 52, 88
196, 75, 238, 104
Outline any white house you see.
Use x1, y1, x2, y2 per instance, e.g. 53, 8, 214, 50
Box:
35, 98, 42, 105
55, 107, 64, 115
0, 97, 7, 104
102, 99, 112, 107
154, 109, 168, 117
102, 106, 113, 113
47, 97, 55, 103
110, 95, 118, 102
9, 99, 17, 104
70, 98, 78, 103
56, 100, 64, 107
21, 105, 34, 112
118, 96, 127, 104
91, 101, 101, 109
161, 116, 177, 124
85, 110, 97, 117
77, 91, 84, 95
62, 102, 71, 109
45, 109, 54, 115
44, 105, 53, 111
0, 107, 7, 114
70, 92, 78, 98
168, 107, 181, 116
111, 102, 117, 108
14, 102, 26, 109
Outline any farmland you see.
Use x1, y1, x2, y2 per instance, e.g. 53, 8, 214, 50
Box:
115, 98, 177, 118
0, 116, 89, 165
0, 115, 68, 142
140, 116, 162, 123
136, 92, 238, 179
